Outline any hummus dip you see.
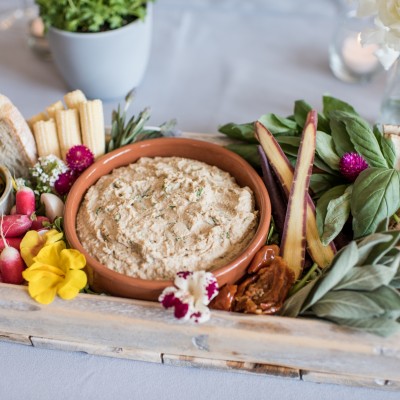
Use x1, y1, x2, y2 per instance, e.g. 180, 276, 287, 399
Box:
77, 156, 258, 280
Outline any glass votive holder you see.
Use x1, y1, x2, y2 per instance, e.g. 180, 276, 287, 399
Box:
329, 9, 382, 83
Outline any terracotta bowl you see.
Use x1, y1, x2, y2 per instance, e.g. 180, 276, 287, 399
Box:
0, 165, 14, 215
64, 138, 271, 301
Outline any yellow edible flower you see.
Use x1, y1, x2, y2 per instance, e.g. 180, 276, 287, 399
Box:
21, 229, 87, 304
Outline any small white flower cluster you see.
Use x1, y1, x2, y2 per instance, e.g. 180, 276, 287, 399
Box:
29, 155, 68, 195
357, 0, 400, 69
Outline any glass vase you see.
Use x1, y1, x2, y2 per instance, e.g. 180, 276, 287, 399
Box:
380, 58, 400, 125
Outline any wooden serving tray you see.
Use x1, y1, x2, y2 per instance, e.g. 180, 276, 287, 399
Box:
0, 133, 399, 391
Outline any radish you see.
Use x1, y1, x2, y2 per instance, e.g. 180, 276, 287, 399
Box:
0, 246, 24, 284
31, 216, 50, 231
16, 186, 36, 216
40, 193, 64, 222
0, 237, 23, 251
0, 214, 32, 238
255, 118, 336, 270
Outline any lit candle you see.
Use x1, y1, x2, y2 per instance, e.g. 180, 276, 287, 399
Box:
342, 33, 379, 74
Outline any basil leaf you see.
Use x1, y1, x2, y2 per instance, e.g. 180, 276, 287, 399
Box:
351, 168, 400, 238
310, 173, 343, 198
312, 290, 384, 319
276, 136, 301, 157
294, 100, 312, 127
321, 186, 352, 245
330, 115, 355, 156
258, 114, 298, 136
218, 122, 257, 143
302, 241, 359, 311
225, 144, 260, 169
356, 232, 393, 264
373, 124, 396, 169
336, 111, 388, 168
316, 185, 348, 236
322, 95, 358, 117
328, 317, 400, 337
316, 130, 340, 171
335, 264, 398, 291
366, 286, 400, 319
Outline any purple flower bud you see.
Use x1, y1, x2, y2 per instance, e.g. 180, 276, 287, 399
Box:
339, 152, 368, 182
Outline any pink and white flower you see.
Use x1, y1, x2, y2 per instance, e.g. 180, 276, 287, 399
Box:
159, 271, 219, 324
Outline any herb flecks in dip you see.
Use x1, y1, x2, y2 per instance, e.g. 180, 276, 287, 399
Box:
77, 157, 258, 280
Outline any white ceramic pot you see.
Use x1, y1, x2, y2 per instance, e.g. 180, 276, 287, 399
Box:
47, 3, 153, 100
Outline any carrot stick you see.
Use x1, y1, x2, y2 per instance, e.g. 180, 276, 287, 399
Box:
257, 145, 287, 236
255, 117, 336, 270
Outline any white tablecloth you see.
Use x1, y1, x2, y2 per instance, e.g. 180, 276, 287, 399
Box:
0, 1, 398, 399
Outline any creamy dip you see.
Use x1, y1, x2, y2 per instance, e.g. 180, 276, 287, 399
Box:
77, 157, 258, 280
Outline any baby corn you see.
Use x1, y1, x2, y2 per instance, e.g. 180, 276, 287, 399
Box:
56, 109, 82, 159
27, 112, 48, 131
79, 100, 105, 158
64, 90, 87, 110
33, 119, 61, 159
46, 100, 64, 119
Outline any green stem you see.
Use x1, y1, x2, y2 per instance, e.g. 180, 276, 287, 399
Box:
288, 262, 319, 297
393, 213, 400, 224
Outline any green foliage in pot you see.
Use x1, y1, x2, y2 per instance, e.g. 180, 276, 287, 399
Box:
35, 0, 153, 33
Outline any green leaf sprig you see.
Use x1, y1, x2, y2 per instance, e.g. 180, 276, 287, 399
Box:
36, 0, 153, 33
218, 95, 400, 242
280, 230, 400, 337
106, 90, 177, 153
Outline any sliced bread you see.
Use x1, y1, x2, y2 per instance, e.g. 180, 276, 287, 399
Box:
0, 94, 38, 177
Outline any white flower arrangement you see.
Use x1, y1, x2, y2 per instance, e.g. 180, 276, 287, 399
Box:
357, 0, 400, 69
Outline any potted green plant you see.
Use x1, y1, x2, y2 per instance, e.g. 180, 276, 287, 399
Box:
36, 0, 154, 100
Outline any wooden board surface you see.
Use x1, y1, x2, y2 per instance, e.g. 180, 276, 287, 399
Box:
1, 132, 399, 391
0, 284, 399, 391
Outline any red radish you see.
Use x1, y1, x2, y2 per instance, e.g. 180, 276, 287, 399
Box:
255, 119, 336, 269
0, 215, 32, 238
31, 216, 50, 231
16, 186, 36, 216
10, 205, 17, 215
0, 237, 23, 251
0, 246, 24, 284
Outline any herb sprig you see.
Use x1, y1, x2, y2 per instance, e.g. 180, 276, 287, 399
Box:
106, 90, 177, 153
280, 229, 400, 337
219, 95, 400, 242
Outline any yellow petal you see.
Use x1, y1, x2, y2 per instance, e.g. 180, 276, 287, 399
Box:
27, 275, 61, 304
60, 249, 86, 271
23, 264, 64, 281
57, 270, 87, 300
20, 230, 45, 267
33, 241, 66, 268
44, 229, 63, 245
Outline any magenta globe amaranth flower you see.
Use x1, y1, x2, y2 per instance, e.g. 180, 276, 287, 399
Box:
66, 145, 95, 172
54, 170, 78, 195
339, 152, 368, 182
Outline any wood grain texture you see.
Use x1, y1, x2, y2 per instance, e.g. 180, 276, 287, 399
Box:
0, 283, 399, 390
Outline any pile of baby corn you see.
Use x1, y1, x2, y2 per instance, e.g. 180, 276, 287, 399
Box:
28, 90, 105, 160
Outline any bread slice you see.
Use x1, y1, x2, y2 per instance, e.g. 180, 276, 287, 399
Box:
0, 94, 38, 177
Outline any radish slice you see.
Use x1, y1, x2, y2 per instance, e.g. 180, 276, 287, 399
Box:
40, 193, 65, 222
